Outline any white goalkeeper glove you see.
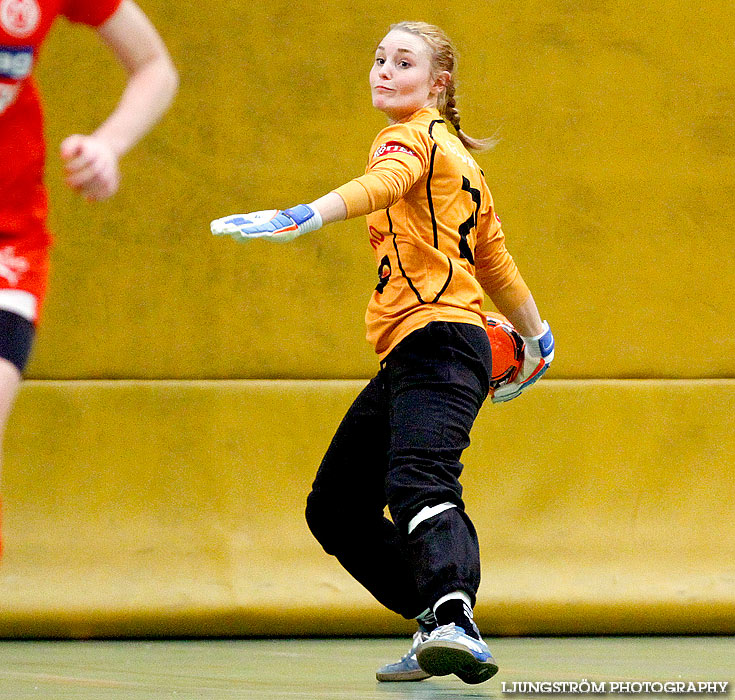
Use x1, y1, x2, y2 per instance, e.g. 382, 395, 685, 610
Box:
210, 204, 322, 243
492, 321, 555, 403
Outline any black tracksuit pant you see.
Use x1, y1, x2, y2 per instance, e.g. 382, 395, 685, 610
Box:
305, 321, 492, 619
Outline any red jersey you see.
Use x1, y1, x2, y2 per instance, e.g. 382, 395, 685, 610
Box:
0, 0, 121, 237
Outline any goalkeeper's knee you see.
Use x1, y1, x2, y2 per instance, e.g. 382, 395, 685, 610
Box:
305, 492, 346, 555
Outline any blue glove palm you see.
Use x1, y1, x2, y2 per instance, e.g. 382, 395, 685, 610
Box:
492, 321, 555, 403
210, 204, 322, 243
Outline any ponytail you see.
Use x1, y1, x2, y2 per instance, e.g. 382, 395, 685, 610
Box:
442, 77, 496, 152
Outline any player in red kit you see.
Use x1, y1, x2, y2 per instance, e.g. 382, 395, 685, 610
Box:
0, 0, 177, 553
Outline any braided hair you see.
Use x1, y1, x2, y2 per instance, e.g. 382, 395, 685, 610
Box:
390, 21, 495, 152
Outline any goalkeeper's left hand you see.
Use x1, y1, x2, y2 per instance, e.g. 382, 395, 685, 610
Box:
492, 321, 555, 403
210, 204, 322, 243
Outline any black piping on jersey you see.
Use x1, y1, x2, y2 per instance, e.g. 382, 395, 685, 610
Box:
386, 118, 454, 306
425, 118, 453, 302
427, 119, 443, 138
426, 120, 442, 249
387, 207, 454, 306
427, 147, 438, 248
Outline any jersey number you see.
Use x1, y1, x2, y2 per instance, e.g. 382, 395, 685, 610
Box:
458, 177, 481, 265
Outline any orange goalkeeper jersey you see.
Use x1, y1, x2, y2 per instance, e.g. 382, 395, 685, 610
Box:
334, 107, 530, 360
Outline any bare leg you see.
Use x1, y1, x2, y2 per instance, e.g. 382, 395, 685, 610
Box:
0, 358, 21, 474
0, 358, 22, 554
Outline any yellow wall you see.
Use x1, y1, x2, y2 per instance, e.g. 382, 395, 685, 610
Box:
28, 0, 735, 379
2, 0, 733, 637
2, 380, 733, 637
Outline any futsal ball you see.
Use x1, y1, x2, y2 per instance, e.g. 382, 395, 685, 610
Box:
485, 312, 524, 390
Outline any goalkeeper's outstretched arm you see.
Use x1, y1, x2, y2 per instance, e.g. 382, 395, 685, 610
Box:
210, 147, 419, 243
210, 191, 348, 244
308, 192, 348, 227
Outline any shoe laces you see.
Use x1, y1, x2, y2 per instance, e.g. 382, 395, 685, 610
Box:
428, 622, 488, 651
405, 629, 430, 659
428, 622, 462, 640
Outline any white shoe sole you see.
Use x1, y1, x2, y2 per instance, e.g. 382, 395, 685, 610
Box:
376, 666, 432, 682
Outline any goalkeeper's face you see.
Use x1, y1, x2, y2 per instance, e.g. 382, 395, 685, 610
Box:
370, 29, 444, 123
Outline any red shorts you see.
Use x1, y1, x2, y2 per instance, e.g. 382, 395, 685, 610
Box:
0, 231, 50, 324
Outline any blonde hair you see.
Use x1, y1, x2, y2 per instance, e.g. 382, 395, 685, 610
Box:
389, 21, 495, 151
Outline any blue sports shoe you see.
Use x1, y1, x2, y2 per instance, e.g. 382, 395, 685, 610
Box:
416, 623, 499, 685
376, 630, 433, 682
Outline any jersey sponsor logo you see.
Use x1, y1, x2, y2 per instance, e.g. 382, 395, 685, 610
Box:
0, 0, 40, 38
0, 246, 29, 286
373, 140, 418, 160
0, 45, 33, 79
0, 81, 19, 114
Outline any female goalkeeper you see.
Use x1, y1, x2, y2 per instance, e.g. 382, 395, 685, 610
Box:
211, 21, 554, 685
